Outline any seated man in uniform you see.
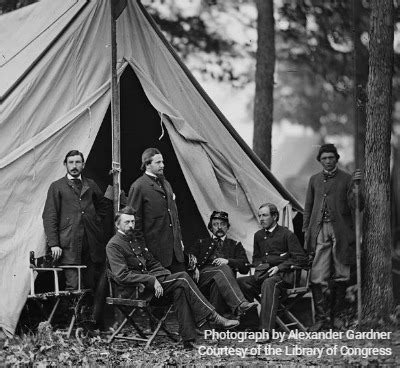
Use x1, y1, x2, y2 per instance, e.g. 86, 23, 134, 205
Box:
238, 203, 308, 334
191, 211, 257, 317
106, 206, 239, 349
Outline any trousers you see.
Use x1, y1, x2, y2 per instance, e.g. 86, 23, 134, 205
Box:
310, 222, 350, 290
198, 264, 246, 315
238, 274, 289, 331
158, 272, 215, 341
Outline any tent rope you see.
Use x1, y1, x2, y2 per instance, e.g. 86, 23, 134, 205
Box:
158, 112, 165, 140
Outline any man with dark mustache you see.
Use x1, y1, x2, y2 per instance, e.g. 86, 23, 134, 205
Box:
42, 150, 111, 291
191, 211, 257, 317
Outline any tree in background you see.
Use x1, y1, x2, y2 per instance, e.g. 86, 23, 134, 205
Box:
362, 0, 394, 322
253, 0, 275, 168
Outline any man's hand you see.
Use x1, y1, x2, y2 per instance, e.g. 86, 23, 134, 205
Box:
51, 246, 62, 261
193, 267, 200, 283
267, 266, 279, 276
352, 169, 363, 182
154, 279, 163, 298
212, 258, 228, 266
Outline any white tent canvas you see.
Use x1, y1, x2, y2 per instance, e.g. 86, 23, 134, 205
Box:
0, 0, 302, 335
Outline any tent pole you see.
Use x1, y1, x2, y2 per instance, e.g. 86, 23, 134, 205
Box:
110, 0, 121, 213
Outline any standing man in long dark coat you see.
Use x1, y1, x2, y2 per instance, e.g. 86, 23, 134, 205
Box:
42, 150, 111, 290
303, 143, 363, 330
127, 148, 185, 273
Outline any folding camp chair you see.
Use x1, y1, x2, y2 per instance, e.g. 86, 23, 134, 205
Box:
26, 251, 92, 337
106, 270, 178, 349
274, 265, 314, 332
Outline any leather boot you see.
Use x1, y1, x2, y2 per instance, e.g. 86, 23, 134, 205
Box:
309, 284, 329, 332
331, 282, 347, 330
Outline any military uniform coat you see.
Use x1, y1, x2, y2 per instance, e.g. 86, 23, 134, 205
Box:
253, 225, 308, 270
191, 237, 250, 274
42, 176, 110, 265
127, 174, 184, 267
302, 169, 363, 265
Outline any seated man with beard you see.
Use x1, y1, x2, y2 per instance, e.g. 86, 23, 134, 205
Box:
106, 206, 239, 349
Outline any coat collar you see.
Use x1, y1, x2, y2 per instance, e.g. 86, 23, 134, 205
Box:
64, 175, 89, 196
143, 173, 166, 195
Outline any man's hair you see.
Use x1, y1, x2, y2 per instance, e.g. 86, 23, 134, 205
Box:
141, 148, 161, 171
258, 203, 279, 222
316, 143, 340, 162
63, 150, 85, 164
114, 206, 137, 224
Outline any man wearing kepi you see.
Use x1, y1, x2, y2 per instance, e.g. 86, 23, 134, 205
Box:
191, 211, 257, 317
42, 150, 111, 290
238, 203, 308, 334
106, 206, 239, 349
303, 143, 363, 331
128, 148, 185, 273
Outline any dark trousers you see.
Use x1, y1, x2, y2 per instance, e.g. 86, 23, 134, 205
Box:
198, 264, 246, 315
158, 272, 215, 341
238, 274, 288, 331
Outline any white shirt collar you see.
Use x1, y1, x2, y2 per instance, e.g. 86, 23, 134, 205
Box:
213, 235, 227, 242
145, 171, 157, 178
67, 173, 82, 180
266, 224, 278, 233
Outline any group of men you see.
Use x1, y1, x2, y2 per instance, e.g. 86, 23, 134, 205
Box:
42, 143, 362, 348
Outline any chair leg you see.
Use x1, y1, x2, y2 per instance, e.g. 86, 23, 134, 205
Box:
108, 307, 138, 343
47, 298, 61, 323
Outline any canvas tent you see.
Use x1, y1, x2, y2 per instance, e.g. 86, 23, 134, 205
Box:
0, 0, 303, 335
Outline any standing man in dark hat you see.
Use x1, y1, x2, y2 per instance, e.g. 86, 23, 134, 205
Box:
42, 150, 112, 290
191, 211, 257, 317
127, 148, 185, 273
303, 143, 363, 331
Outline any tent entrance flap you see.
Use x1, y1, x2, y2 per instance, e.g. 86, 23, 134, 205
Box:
85, 65, 208, 246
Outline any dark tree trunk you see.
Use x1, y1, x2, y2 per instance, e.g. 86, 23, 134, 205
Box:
253, 0, 275, 168
352, 0, 368, 170
362, 0, 394, 322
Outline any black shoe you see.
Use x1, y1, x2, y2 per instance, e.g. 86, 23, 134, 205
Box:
308, 319, 328, 332
237, 301, 258, 315
208, 312, 239, 330
183, 340, 200, 350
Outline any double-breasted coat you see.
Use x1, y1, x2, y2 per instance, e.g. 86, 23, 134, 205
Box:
127, 174, 184, 267
42, 176, 110, 264
191, 237, 250, 274
302, 169, 363, 265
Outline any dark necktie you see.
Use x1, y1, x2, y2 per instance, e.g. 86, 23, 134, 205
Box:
72, 178, 82, 193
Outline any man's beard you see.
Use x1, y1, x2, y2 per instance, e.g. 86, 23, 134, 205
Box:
68, 169, 81, 177
215, 229, 225, 238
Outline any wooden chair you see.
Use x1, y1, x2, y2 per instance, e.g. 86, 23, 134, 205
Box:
250, 264, 314, 332
105, 269, 178, 349
274, 265, 314, 332
27, 251, 92, 337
